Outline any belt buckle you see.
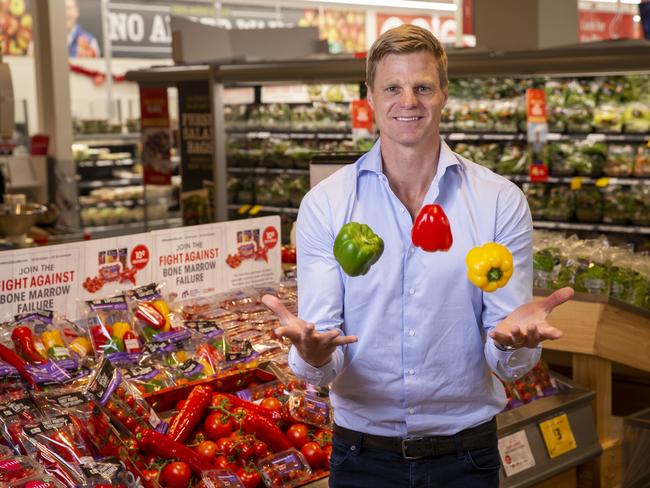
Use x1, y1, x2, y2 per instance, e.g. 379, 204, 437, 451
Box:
401, 436, 425, 460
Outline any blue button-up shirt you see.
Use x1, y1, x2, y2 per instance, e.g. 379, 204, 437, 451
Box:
289, 138, 540, 436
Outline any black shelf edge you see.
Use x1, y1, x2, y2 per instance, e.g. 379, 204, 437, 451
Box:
228, 167, 309, 175
533, 220, 650, 235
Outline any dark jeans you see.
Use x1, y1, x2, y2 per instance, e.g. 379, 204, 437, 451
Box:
328, 422, 501, 488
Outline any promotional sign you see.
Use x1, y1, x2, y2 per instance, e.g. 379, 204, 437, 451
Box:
526, 88, 549, 183
498, 430, 536, 477
0, 242, 82, 318
222, 216, 282, 291
579, 11, 643, 43
0, 217, 281, 320
177, 80, 215, 226
139, 86, 173, 186
153, 222, 223, 300
78, 234, 154, 301
0, 0, 33, 56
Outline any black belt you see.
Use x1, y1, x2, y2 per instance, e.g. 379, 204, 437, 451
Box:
333, 418, 496, 460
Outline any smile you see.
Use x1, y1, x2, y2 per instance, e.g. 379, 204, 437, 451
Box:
394, 116, 423, 121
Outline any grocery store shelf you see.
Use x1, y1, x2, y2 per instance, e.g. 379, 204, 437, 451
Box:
80, 198, 145, 208
78, 177, 142, 189
228, 167, 309, 175
228, 204, 299, 215
533, 220, 650, 234
506, 174, 650, 185
443, 131, 649, 143
83, 216, 182, 237
73, 133, 141, 144
227, 129, 351, 140
77, 158, 134, 168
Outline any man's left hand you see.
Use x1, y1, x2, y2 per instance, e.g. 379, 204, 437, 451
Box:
489, 287, 574, 349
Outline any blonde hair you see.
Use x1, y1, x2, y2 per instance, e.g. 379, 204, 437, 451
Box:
367, 25, 448, 89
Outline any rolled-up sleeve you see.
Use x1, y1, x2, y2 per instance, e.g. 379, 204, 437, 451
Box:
481, 184, 539, 380
289, 190, 345, 384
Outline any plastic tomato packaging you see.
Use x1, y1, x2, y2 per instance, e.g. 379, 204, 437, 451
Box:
288, 391, 332, 429
197, 469, 246, 488
8, 475, 66, 488
110, 352, 174, 394
256, 449, 312, 488
0, 456, 45, 485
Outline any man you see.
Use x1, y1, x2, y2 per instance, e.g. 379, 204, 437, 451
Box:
263, 25, 573, 487
66, 0, 100, 58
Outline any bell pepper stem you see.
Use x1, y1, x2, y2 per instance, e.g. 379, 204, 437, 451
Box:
487, 268, 503, 282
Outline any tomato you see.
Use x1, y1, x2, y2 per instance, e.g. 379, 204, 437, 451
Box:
237, 443, 254, 461
217, 437, 234, 452
260, 397, 282, 413
210, 393, 231, 409
236, 467, 262, 488
286, 423, 310, 449
323, 444, 332, 470
125, 394, 136, 408
301, 441, 325, 469
161, 462, 191, 488
215, 454, 238, 471
252, 440, 269, 458
204, 412, 234, 440
141, 469, 159, 483
124, 417, 137, 432
195, 440, 218, 461
314, 429, 332, 447
190, 430, 206, 445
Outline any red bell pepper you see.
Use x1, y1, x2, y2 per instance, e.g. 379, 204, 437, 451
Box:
134, 302, 166, 330
0, 344, 37, 387
411, 204, 453, 252
217, 393, 282, 424
136, 428, 212, 475
167, 385, 212, 444
11, 326, 47, 364
241, 413, 293, 452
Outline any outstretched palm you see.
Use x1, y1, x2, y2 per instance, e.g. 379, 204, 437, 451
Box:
489, 287, 574, 349
262, 295, 358, 367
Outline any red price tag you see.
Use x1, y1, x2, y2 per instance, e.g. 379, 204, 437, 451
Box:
528, 164, 549, 183
262, 226, 279, 249
130, 245, 150, 270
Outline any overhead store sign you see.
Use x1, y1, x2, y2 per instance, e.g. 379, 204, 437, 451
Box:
579, 11, 643, 42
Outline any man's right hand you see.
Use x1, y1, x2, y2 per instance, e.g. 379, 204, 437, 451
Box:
262, 295, 358, 368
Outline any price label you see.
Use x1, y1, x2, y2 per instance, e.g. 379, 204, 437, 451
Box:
595, 177, 610, 188
538, 413, 577, 458
570, 177, 583, 190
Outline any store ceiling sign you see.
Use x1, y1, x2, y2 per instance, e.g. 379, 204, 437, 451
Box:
0, 242, 83, 319
579, 11, 642, 42
376, 13, 456, 44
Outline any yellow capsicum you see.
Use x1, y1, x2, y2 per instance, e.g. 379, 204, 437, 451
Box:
41, 330, 65, 349
153, 299, 171, 331
69, 337, 92, 357
112, 322, 131, 352
466, 242, 514, 292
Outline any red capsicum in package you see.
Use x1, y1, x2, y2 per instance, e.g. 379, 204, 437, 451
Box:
411, 204, 453, 252
11, 327, 48, 365
134, 302, 166, 330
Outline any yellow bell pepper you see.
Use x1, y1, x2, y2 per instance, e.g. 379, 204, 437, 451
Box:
153, 299, 171, 331
69, 337, 92, 357
466, 242, 514, 292
112, 322, 131, 340
41, 330, 65, 349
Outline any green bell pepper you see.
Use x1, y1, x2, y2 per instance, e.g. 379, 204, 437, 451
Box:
333, 222, 384, 277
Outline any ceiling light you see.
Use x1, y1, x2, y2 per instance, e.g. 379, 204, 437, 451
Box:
302, 0, 457, 12
621, 0, 641, 4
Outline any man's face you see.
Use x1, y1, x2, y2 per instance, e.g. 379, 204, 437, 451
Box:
367, 51, 448, 150
65, 0, 79, 32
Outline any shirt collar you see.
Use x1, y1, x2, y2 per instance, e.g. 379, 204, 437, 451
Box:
358, 137, 461, 179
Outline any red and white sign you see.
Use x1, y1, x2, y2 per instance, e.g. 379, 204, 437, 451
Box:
526, 89, 547, 124
579, 11, 643, 42
140, 86, 173, 186
352, 99, 373, 132
499, 430, 536, 477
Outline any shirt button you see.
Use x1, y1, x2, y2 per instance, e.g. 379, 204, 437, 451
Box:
409, 408, 415, 415
408, 329, 415, 337
399, 207, 405, 213
408, 288, 415, 295
408, 369, 415, 375
409, 248, 415, 254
